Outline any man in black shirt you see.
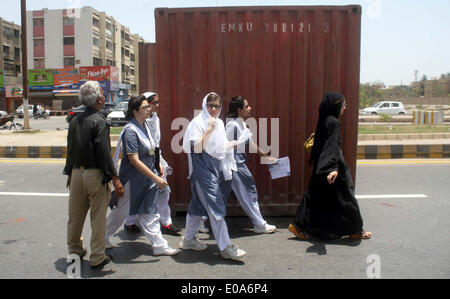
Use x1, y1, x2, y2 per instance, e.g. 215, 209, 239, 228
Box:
64, 81, 124, 269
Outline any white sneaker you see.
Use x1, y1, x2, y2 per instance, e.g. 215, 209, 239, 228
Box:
179, 237, 208, 251
253, 224, 277, 234
221, 244, 247, 261
153, 246, 181, 256
199, 222, 210, 233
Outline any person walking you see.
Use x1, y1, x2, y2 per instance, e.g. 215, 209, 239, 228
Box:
64, 81, 124, 269
180, 92, 247, 261
224, 96, 277, 234
289, 92, 372, 241
106, 95, 180, 256
106, 92, 181, 247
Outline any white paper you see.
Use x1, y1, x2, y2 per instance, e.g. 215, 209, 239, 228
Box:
268, 157, 291, 179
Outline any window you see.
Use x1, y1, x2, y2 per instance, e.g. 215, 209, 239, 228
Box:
130, 53, 135, 62
64, 57, 75, 66
63, 17, 75, 25
93, 17, 100, 27
93, 57, 102, 66
3, 45, 9, 58
15, 47, 20, 58
93, 37, 100, 47
15, 65, 21, 74
34, 58, 45, 69
106, 40, 113, 50
64, 37, 75, 45
391, 103, 399, 107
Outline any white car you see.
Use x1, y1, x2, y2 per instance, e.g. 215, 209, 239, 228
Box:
362, 101, 407, 115
16, 105, 34, 118
107, 101, 129, 127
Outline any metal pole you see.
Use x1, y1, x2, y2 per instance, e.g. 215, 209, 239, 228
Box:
21, 0, 30, 129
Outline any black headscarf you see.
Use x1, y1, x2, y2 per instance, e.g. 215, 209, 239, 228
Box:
310, 92, 345, 168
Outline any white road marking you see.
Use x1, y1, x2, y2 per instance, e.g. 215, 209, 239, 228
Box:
0, 192, 69, 197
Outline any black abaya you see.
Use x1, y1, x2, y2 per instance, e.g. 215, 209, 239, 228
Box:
295, 115, 363, 240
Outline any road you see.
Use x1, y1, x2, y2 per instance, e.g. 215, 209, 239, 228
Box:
0, 158, 449, 280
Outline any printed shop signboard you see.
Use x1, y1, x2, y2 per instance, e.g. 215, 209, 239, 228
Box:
79, 66, 119, 82
53, 67, 80, 90
79, 66, 119, 91
28, 69, 54, 90
0, 71, 4, 91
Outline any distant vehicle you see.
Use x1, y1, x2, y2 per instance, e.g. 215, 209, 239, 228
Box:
362, 101, 407, 115
0, 110, 8, 118
16, 105, 34, 119
66, 103, 117, 123
107, 101, 129, 127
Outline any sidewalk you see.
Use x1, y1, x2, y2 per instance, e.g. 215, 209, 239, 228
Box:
0, 130, 449, 159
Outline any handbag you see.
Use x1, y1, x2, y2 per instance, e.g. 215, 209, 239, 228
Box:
304, 132, 315, 152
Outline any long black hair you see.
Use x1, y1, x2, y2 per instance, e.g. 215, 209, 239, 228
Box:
310, 92, 345, 166
126, 95, 147, 120
226, 96, 245, 120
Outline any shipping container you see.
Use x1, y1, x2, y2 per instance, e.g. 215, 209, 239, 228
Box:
139, 43, 157, 94
154, 5, 361, 215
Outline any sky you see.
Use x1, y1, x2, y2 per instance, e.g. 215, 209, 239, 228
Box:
1, 0, 449, 86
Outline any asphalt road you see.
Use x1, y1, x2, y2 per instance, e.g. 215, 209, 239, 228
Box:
0, 159, 449, 280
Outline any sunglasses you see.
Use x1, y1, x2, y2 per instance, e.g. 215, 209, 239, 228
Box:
207, 103, 221, 110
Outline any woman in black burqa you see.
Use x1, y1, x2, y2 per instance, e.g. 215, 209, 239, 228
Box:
289, 92, 372, 240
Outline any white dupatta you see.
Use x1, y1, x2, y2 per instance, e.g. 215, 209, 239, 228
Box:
113, 118, 156, 171
182, 92, 236, 180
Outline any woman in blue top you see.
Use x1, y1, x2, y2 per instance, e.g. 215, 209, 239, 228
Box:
224, 96, 277, 234
180, 92, 247, 261
107, 95, 180, 256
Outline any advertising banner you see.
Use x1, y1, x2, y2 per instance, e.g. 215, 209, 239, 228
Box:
29, 69, 54, 90
0, 71, 4, 91
53, 67, 79, 89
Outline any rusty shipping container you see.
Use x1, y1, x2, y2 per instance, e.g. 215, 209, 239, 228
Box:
139, 43, 157, 94
154, 5, 361, 215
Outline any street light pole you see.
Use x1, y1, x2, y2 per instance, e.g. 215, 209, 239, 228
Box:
21, 0, 30, 130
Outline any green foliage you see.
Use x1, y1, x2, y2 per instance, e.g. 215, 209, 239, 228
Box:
379, 113, 392, 122
359, 83, 382, 109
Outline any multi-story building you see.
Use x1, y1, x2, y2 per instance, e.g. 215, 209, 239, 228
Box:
0, 18, 22, 79
0, 18, 23, 112
26, 6, 145, 97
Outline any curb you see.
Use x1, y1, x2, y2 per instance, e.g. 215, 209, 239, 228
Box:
1, 145, 450, 159
357, 144, 450, 159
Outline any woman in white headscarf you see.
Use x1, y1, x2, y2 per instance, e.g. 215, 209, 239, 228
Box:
179, 92, 247, 261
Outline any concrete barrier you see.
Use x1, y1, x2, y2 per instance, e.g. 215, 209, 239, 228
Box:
412, 110, 444, 124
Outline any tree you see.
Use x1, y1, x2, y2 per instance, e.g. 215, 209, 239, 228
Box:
359, 83, 382, 108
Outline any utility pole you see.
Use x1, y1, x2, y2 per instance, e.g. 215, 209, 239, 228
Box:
21, 0, 30, 130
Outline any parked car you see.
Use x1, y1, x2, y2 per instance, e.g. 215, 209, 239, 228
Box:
16, 105, 34, 119
107, 101, 129, 127
0, 110, 8, 117
362, 101, 407, 115
66, 103, 117, 123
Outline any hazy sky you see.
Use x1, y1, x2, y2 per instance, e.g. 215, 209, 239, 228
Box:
2, 0, 449, 86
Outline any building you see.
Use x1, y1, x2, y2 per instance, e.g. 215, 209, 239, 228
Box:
0, 18, 23, 112
424, 78, 450, 97
26, 6, 144, 98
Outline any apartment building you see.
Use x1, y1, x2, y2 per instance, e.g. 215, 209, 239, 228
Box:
0, 18, 22, 79
26, 6, 144, 97
0, 18, 23, 112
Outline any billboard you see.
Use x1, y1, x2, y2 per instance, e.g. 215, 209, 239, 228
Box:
53, 67, 79, 89
0, 71, 4, 91
29, 69, 54, 90
79, 66, 119, 82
